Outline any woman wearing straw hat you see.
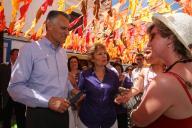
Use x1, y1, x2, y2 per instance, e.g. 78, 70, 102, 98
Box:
115, 12, 192, 128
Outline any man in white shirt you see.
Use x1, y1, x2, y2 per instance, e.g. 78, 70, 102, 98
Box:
132, 53, 144, 85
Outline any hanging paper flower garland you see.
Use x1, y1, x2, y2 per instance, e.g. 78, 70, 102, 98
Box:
2, 0, 192, 63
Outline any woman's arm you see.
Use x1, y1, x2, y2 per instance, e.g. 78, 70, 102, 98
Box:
115, 69, 145, 104
130, 70, 145, 96
131, 76, 172, 127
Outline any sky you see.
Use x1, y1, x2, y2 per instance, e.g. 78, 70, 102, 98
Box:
112, 0, 181, 12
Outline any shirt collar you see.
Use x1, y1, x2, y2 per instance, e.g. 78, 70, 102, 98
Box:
90, 66, 109, 75
41, 37, 61, 50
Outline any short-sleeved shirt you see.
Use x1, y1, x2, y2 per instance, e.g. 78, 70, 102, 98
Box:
142, 67, 157, 93
78, 68, 119, 128
132, 67, 143, 85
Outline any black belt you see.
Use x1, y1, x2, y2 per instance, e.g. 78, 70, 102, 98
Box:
26, 107, 69, 114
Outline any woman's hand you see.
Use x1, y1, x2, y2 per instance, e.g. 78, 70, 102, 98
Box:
114, 91, 132, 104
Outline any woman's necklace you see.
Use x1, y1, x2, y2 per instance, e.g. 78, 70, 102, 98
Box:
164, 58, 192, 72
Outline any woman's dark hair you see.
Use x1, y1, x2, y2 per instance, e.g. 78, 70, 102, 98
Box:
125, 65, 134, 72
113, 62, 124, 73
68, 56, 81, 71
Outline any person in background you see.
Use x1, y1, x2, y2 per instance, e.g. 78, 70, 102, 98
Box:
131, 63, 138, 70
80, 60, 89, 71
115, 46, 164, 108
81, 65, 88, 71
114, 57, 122, 64
68, 56, 81, 89
7, 11, 72, 128
77, 43, 119, 128
0, 49, 26, 128
106, 52, 119, 76
132, 53, 144, 85
113, 62, 133, 128
117, 13, 192, 128
125, 65, 134, 81
136, 46, 164, 95
67, 56, 81, 128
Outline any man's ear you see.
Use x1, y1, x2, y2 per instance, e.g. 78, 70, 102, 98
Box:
46, 20, 53, 31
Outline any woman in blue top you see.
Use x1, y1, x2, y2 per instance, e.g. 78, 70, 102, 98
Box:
78, 43, 119, 128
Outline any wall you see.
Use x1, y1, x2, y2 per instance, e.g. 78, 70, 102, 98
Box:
3, 35, 29, 63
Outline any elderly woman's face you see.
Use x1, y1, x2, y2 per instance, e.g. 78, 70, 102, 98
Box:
144, 47, 163, 65
147, 26, 169, 59
92, 48, 108, 67
144, 48, 153, 63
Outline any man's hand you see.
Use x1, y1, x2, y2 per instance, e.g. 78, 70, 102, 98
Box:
48, 97, 70, 113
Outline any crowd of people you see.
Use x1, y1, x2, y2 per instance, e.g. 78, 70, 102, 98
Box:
0, 10, 192, 128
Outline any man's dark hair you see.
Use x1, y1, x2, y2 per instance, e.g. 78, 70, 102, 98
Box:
136, 53, 144, 58
125, 65, 134, 72
10, 49, 19, 55
132, 62, 138, 66
46, 10, 71, 21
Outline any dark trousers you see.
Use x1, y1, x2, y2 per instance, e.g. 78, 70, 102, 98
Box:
1, 98, 26, 128
117, 113, 128, 128
26, 107, 69, 128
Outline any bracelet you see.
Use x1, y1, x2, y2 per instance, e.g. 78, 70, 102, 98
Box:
130, 109, 136, 118
130, 109, 137, 127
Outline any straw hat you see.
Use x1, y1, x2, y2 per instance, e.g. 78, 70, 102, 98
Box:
152, 13, 192, 51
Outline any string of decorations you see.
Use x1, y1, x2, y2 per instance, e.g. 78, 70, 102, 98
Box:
0, 0, 191, 63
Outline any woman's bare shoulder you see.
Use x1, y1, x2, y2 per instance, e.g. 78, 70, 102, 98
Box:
146, 73, 180, 99
154, 73, 178, 87
147, 72, 190, 104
